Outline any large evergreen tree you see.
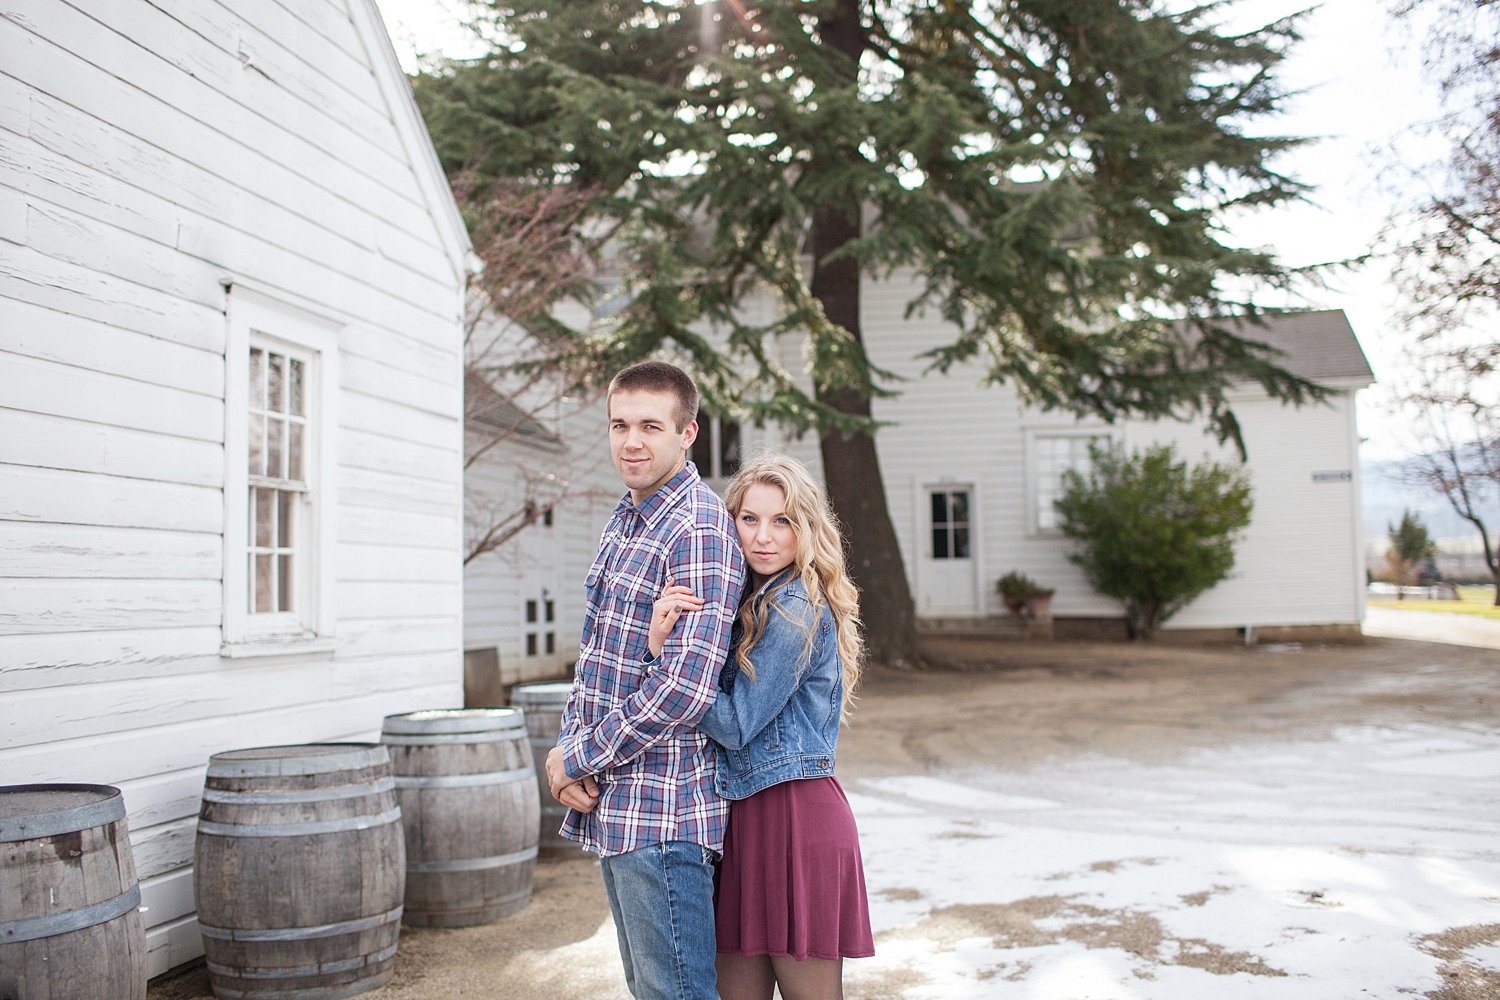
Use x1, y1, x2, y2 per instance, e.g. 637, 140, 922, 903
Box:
416, 0, 1324, 666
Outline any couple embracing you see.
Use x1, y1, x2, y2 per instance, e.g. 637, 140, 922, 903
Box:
543, 361, 873, 1000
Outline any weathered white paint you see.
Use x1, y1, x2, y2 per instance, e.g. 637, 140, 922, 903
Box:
0, 629, 226, 694
0, 0, 471, 979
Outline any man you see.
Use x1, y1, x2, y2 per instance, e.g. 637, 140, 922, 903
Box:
546, 360, 744, 1000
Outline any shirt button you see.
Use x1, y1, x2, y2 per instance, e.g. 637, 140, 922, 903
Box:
819, 758, 830, 768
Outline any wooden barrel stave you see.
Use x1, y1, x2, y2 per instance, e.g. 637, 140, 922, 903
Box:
199, 914, 401, 1000
0, 784, 147, 1000
401, 858, 534, 926
194, 744, 404, 999
507, 683, 574, 851
382, 709, 540, 928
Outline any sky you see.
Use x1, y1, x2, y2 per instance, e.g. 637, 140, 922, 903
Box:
372, 0, 1452, 462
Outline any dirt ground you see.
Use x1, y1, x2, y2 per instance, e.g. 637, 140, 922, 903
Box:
151, 633, 1500, 999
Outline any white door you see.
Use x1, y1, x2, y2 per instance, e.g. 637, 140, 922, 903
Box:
918, 485, 979, 615
518, 510, 565, 680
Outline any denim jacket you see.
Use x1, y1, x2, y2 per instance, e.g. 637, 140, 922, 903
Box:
695, 573, 843, 801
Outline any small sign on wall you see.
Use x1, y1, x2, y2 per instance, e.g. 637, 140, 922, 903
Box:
1311, 470, 1352, 483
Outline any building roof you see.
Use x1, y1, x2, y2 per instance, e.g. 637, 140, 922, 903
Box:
465, 372, 564, 448
352, 0, 477, 284
1211, 309, 1375, 387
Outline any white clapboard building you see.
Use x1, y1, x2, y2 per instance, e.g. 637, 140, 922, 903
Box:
743, 301, 1375, 638
818, 301, 1377, 638
468, 302, 1373, 653
1, 0, 472, 977
465, 308, 1374, 689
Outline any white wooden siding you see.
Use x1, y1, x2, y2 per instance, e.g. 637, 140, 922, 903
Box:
462, 400, 617, 685
1128, 393, 1366, 629
751, 267, 1368, 630
0, 0, 469, 979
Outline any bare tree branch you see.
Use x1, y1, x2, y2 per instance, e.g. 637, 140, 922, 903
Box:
457, 175, 616, 563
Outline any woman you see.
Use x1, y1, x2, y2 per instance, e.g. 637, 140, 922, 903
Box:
647, 453, 873, 1000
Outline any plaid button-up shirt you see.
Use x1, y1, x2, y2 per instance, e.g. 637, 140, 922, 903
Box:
557, 462, 745, 857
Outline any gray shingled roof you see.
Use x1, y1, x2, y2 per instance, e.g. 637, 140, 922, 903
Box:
1210, 309, 1375, 386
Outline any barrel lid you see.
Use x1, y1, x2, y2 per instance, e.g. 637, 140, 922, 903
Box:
0, 784, 125, 842
381, 708, 525, 735
510, 682, 574, 702
206, 743, 389, 778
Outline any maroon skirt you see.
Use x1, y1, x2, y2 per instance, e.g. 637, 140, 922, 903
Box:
714, 776, 874, 960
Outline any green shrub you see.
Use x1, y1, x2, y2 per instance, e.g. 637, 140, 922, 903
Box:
1055, 443, 1253, 639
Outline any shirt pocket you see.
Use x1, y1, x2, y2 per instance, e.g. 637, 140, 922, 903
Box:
604, 574, 661, 661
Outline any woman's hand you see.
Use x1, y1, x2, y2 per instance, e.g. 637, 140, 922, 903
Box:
648, 580, 705, 657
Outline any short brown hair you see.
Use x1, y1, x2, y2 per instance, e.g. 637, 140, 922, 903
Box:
607, 361, 700, 432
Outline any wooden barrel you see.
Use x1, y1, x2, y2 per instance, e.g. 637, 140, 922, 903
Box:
0, 784, 147, 1000
193, 744, 404, 1000
380, 709, 540, 927
508, 682, 575, 850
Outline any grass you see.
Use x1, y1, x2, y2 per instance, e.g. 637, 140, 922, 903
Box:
1369, 585, 1500, 620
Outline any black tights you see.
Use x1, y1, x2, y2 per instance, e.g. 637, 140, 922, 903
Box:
716, 953, 843, 1000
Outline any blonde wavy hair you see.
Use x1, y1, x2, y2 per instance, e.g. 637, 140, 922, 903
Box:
724, 454, 864, 718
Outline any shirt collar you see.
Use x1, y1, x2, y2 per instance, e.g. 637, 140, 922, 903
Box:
612, 461, 702, 526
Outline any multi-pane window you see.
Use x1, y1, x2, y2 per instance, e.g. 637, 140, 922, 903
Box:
248, 346, 308, 615
1034, 434, 1107, 531
222, 286, 338, 652
525, 595, 556, 658
691, 415, 741, 481
930, 490, 971, 560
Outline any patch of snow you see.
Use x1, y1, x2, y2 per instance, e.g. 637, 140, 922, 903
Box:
845, 719, 1500, 997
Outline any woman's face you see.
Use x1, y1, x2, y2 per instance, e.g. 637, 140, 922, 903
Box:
735, 482, 797, 581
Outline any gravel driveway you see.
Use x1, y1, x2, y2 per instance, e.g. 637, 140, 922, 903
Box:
153, 627, 1500, 999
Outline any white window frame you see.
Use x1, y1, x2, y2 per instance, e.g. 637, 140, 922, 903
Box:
222, 286, 341, 656
927, 487, 974, 561
1027, 429, 1115, 535
522, 590, 558, 661
691, 414, 742, 482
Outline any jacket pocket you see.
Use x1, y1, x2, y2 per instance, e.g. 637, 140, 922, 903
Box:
761, 715, 782, 752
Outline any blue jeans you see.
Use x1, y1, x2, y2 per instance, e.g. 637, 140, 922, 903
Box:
598, 841, 720, 1000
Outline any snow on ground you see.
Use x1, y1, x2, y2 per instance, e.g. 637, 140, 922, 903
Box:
844, 720, 1500, 998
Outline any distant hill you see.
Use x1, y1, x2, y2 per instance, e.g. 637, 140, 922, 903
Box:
1360, 457, 1499, 581
1360, 457, 1488, 546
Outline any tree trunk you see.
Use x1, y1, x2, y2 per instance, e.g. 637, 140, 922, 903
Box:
810, 0, 926, 669
1483, 533, 1499, 607
1456, 513, 1498, 605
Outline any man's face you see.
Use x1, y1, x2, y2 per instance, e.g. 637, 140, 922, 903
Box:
608, 388, 697, 502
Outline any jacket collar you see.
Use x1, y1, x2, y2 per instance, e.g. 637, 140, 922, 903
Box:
752, 568, 805, 601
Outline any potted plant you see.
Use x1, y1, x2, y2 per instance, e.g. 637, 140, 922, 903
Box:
997, 570, 1055, 620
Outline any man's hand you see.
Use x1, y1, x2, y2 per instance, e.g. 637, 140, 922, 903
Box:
546, 745, 599, 813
